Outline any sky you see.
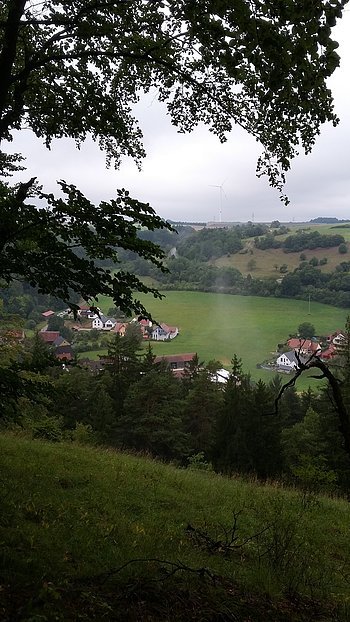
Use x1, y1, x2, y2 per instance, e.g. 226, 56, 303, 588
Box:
9, 10, 350, 224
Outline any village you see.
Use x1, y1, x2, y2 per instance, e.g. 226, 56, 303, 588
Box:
35, 306, 347, 380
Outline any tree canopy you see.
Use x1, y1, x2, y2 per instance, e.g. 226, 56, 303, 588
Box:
0, 0, 348, 311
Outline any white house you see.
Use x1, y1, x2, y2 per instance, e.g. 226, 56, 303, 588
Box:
91, 315, 116, 330
276, 351, 308, 371
333, 333, 346, 346
211, 368, 230, 384
151, 323, 179, 341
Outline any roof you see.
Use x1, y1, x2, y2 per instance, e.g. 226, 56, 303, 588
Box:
113, 322, 127, 332
41, 310, 55, 317
278, 351, 309, 367
139, 319, 151, 327
39, 331, 60, 343
55, 345, 74, 360
154, 353, 196, 366
160, 323, 177, 333
53, 335, 70, 347
287, 338, 320, 352
92, 314, 116, 325
320, 344, 337, 359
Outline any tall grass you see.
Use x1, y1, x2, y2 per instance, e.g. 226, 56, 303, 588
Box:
1, 433, 350, 616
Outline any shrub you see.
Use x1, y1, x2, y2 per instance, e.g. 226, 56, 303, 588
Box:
32, 417, 63, 442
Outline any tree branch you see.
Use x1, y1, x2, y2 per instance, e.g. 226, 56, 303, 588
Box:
274, 349, 350, 457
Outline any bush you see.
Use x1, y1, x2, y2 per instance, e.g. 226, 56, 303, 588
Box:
187, 452, 213, 472
25, 319, 36, 330
339, 243, 348, 254
70, 422, 97, 445
32, 417, 63, 442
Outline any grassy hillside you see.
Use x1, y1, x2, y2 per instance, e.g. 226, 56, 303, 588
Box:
213, 244, 347, 277
212, 222, 350, 277
1, 433, 350, 620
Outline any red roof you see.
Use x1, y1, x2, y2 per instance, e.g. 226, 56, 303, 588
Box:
41, 310, 55, 317
139, 319, 151, 327
287, 338, 320, 352
154, 353, 196, 366
39, 331, 60, 343
321, 344, 336, 360
160, 323, 177, 333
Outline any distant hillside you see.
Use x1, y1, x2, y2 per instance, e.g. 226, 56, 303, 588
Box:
310, 217, 349, 223
1, 433, 350, 621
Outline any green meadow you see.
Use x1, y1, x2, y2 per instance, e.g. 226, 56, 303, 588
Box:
1, 433, 350, 620
93, 291, 348, 387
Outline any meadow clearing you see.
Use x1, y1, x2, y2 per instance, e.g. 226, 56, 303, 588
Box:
92, 291, 348, 388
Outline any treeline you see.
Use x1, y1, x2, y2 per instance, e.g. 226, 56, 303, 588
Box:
255, 229, 345, 252
118, 226, 350, 309
3, 331, 350, 494
0, 281, 78, 328
176, 223, 275, 261
124, 254, 350, 308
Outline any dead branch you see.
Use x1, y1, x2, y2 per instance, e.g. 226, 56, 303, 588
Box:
78, 557, 218, 586
186, 510, 270, 557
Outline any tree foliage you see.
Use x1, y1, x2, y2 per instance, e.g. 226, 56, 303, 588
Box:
0, 0, 347, 308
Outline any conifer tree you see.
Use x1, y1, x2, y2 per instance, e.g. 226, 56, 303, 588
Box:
117, 368, 189, 461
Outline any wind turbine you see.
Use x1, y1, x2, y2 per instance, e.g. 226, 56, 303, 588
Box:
209, 179, 227, 223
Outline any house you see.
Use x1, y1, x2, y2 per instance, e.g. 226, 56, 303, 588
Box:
211, 368, 230, 384
91, 315, 116, 330
333, 333, 346, 347
77, 306, 91, 317
0, 328, 25, 343
287, 338, 321, 356
276, 351, 309, 371
53, 335, 71, 348
39, 330, 60, 344
151, 323, 179, 341
137, 318, 153, 339
39, 330, 74, 361
320, 344, 337, 360
154, 353, 196, 377
112, 322, 127, 336
55, 345, 74, 361
136, 318, 179, 341
41, 309, 55, 319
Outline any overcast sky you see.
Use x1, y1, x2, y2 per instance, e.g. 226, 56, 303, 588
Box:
10, 11, 350, 224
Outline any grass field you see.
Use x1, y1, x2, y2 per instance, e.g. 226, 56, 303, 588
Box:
213, 244, 348, 277
212, 222, 350, 277
88, 291, 348, 388
1, 433, 350, 620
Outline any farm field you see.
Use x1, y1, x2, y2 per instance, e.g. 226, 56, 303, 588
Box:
213, 244, 347, 277
91, 291, 348, 388
212, 221, 350, 277
288, 222, 350, 241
